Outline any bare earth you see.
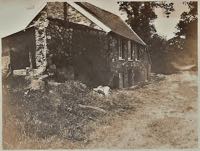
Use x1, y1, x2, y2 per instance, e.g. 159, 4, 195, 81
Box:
85, 71, 198, 149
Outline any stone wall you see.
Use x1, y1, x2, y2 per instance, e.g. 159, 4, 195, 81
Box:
47, 2, 102, 30
45, 20, 150, 88
72, 23, 110, 86
47, 2, 65, 20
23, 2, 151, 87
34, 8, 48, 70
46, 19, 73, 81
46, 19, 73, 61
108, 33, 150, 88
26, 2, 103, 74
46, 19, 110, 86
27, 6, 49, 71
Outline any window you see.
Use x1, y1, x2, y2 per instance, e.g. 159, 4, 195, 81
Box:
135, 44, 139, 60
128, 40, 132, 60
139, 47, 145, 59
129, 41, 135, 60
118, 39, 125, 60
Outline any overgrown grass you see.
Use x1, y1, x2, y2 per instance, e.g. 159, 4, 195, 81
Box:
3, 76, 136, 149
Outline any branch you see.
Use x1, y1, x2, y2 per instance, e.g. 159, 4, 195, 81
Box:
78, 104, 106, 113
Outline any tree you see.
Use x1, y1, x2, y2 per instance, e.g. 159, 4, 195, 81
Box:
176, 2, 197, 39
118, 2, 174, 45
118, 2, 174, 74
172, 2, 197, 67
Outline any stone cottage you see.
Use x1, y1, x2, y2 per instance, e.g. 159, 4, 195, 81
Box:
2, 2, 151, 88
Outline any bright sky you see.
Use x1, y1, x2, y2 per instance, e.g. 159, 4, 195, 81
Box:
0, 0, 190, 40
154, 1, 189, 39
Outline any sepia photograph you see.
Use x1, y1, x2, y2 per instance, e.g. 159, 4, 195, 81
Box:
1, 0, 198, 149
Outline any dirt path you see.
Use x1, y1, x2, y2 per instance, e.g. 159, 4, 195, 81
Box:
85, 71, 198, 149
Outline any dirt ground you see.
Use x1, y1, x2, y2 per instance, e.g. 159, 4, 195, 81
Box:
3, 71, 198, 149
85, 71, 198, 149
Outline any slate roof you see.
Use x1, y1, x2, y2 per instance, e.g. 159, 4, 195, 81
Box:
76, 2, 146, 46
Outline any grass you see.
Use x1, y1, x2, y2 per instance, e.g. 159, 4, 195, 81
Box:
3, 75, 136, 149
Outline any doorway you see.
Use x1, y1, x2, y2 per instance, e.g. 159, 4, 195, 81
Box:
134, 68, 143, 85
119, 72, 124, 88
113, 74, 119, 89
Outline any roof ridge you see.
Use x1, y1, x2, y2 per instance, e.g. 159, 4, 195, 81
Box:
122, 19, 146, 45
67, 1, 111, 32
8, 1, 146, 46
25, 0, 47, 28
77, 2, 146, 45
76, 2, 120, 18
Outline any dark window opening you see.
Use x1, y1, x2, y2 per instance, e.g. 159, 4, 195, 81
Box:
135, 44, 139, 60
118, 39, 125, 59
129, 41, 134, 60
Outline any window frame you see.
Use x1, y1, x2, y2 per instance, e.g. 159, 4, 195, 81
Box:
135, 44, 140, 61
128, 40, 132, 61
118, 39, 125, 60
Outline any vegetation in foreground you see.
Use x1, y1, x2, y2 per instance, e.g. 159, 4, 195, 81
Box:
3, 75, 140, 149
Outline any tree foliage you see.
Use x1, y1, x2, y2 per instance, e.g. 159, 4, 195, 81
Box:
118, 2, 175, 73
169, 2, 197, 67
176, 1, 197, 39
118, 2, 174, 45
118, 1, 197, 73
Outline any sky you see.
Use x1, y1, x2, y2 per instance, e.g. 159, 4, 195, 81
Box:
0, 0, 190, 40
154, 1, 189, 39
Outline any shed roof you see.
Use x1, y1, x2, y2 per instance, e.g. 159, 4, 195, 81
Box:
76, 2, 146, 45
4, 1, 146, 46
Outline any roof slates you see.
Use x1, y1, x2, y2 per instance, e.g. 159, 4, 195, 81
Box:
76, 2, 146, 45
